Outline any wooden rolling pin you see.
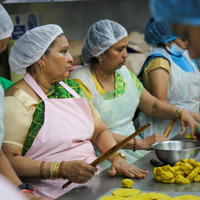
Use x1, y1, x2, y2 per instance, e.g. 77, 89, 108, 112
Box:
163, 119, 175, 138
62, 122, 151, 189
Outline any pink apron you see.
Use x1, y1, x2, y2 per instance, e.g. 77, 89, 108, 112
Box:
24, 73, 100, 199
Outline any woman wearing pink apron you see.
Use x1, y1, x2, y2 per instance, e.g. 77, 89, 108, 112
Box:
24, 73, 99, 199
3, 24, 149, 200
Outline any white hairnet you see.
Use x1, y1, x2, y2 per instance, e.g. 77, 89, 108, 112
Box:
82, 19, 128, 64
0, 4, 14, 40
9, 24, 63, 75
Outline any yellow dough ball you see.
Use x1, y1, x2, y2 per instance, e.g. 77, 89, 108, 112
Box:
121, 179, 134, 188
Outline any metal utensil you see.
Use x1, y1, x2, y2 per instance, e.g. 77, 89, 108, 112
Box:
152, 140, 200, 165
62, 122, 151, 189
163, 119, 175, 138
150, 159, 164, 167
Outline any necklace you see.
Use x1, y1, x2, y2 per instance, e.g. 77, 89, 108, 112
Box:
93, 68, 105, 89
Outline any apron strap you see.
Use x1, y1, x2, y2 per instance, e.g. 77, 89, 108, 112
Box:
24, 73, 48, 100
59, 81, 80, 98
24, 73, 81, 99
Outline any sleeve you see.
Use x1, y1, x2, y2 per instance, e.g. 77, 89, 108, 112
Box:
129, 71, 144, 97
145, 57, 170, 74
141, 57, 170, 92
3, 96, 34, 148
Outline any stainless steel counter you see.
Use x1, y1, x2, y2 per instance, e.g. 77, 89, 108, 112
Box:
56, 135, 200, 200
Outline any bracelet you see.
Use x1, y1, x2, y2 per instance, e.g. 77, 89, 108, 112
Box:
40, 161, 45, 180
175, 108, 183, 120
20, 188, 36, 195
111, 152, 126, 162
60, 161, 66, 179
50, 162, 61, 180
133, 138, 137, 152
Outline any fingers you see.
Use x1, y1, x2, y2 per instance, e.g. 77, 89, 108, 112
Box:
110, 158, 148, 179
108, 165, 117, 176
121, 165, 148, 178
142, 133, 168, 150
179, 110, 200, 136
179, 119, 186, 135
153, 133, 168, 142
188, 120, 196, 136
192, 112, 200, 122
64, 161, 98, 183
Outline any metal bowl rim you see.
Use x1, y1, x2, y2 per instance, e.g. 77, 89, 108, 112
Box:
152, 140, 200, 151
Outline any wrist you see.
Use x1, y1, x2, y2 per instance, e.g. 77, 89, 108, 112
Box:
59, 161, 67, 179
50, 162, 61, 180
40, 161, 51, 179
111, 152, 126, 162
174, 108, 184, 120
20, 189, 36, 195
133, 138, 137, 152
17, 183, 36, 195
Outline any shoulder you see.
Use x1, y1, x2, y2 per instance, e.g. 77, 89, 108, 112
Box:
70, 65, 90, 78
118, 66, 143, 96
62, 78, 82, 93
128, 70, 143, 95
118, 66, 141, 84
146, 57, 170, 74
62, 79, 90, 100
5, 87, 38, 114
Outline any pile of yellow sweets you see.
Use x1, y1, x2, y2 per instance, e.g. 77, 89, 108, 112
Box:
100, 178, 200, 200
154, 158, 200, 184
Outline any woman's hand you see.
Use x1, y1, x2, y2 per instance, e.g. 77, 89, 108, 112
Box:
178, 109, 200, 136
109, 156, 148, 178
62, 160, 98, 183
137, 133, 168, 150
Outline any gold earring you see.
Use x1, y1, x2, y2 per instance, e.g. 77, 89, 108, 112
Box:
40, 64, 43, 73
99, 60, 102, 65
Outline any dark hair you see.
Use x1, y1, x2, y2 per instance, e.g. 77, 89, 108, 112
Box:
90, 49, 108, 65
156, 43, 166, 48
90, 57, 99, 65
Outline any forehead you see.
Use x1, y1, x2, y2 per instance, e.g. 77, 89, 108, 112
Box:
0, 37, 10, 53
0, 37, 10, 45
52, 35, 69, 48
111, 37, 128, 48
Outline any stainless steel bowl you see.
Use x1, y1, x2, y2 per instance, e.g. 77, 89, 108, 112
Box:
152, 140, 200, 165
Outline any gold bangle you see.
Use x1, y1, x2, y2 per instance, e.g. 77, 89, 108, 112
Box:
50, 162, 61, 180
111, 152, 126, 162
175, 108, 183, 120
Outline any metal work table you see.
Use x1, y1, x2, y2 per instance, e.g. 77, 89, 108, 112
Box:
57, 135, 200, 200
